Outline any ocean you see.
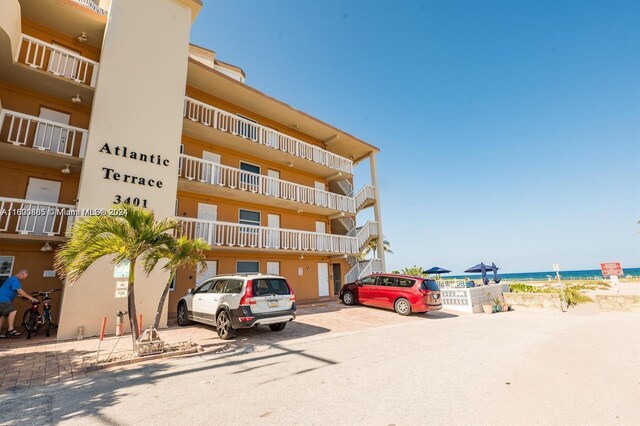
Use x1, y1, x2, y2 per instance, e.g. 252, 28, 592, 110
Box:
449, 267, 640, 281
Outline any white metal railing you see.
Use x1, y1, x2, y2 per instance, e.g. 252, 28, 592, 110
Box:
356, 221, 378, 251
354, 185, 376, 211
0, 198, 75, 237
344, 258, 383, 283
74, 0, 108, 15
19, 34, 99, 87
0, 109, 88, 158
178, 154, 356, 213
336, 179, 354, 196
176, 217, 359, 254
183, 97, 353, 174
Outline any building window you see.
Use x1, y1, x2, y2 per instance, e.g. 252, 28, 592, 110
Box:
239, 162, 260, 191
236, 114, 258, 140
0, 256, 14, 286
169, 274, 176, 291
239, 209, 260, 226
237, 261, 259, 274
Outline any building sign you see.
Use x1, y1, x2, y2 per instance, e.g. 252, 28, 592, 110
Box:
115, 281, 128, 298
114, 260, 130, 278
600, 262, 623, 277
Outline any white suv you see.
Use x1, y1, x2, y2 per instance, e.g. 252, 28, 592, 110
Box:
176, 274, 296, 340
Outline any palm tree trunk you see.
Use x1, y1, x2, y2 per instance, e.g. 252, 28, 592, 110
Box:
153, 271, 175, 329
128, 259, 139, 346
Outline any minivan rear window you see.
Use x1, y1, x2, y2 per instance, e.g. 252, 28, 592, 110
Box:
252, 278, 291, 296
420, 280, 440, 291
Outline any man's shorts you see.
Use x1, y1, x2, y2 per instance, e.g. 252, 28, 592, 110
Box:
0, 302, 17, 316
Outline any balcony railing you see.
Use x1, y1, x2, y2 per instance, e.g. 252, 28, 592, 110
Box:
0, 198, 75, 237
176, 217, 359, 255
345, 258, 383, 283
74, 0, 108, 15
355, 220, 378, 251
354, 185, 376, 211
19, 35, 99, 87
0, 109, 88, 158
178, 154, 356, 213
183, 97, 353, 174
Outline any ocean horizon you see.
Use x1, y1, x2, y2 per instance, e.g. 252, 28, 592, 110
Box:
448, 267, 640, 281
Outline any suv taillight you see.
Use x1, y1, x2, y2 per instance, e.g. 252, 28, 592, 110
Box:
239, 279, 256, 306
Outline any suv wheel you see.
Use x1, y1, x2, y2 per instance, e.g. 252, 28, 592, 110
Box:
269, 322, 286, 332
342, 291, 355, 306
177, 303, 191, 326
216, 310, 236, 340
394, 298, 411, 316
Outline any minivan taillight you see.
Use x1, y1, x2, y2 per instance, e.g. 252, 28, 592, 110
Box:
419, 288, 432, 295
239, 280, 256, 306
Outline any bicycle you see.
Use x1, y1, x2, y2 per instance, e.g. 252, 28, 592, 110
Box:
22, 288, 62, 339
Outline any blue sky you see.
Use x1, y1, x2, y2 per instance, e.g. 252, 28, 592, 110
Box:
191, 0, 640, 274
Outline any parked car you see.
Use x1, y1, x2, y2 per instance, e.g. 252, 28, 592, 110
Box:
177, 274, 296, 339
339, 273, 442, 315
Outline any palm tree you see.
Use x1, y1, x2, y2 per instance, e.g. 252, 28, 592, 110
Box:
359, 237, 393, 260
54, 204, 178, 343
143, 236, 210, 329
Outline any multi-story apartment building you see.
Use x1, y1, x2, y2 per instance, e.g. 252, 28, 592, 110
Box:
0, 0, 385, 340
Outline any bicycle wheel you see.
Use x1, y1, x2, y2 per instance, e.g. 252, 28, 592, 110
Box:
23, 310, 41, 339
44, 312, 51, 337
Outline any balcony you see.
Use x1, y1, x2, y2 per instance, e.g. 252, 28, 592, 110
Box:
0, 197, 75, 241
0, 108, 86, 170
18, 34, 99, 87
176, 217, 359, 255
178, 154, 356, 215
183, 97, 353, 177
73, 0, 108, 16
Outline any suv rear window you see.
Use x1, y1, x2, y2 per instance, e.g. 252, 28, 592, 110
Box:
420, 279, 440, 291
252, 278, 291, 296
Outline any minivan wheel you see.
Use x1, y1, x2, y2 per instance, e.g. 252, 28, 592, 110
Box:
177, 303, 191, 326
394, 298, 411, 316
342, 291, 355, 306
269, 322, 286, 332
216, 310, 236, 340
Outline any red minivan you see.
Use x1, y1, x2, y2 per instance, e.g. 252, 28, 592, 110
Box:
339, 273, 442, 315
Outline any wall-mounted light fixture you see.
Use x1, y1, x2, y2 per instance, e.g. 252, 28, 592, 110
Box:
288, 162, 294, 168
40, 242, 53, 252
296, 207, 303, 214
71, 94, 82, 104
61, 164, 71, 175
77, 32, 88, 43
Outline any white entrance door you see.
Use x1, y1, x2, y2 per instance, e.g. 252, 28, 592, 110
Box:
314, 181, 326, 206
266, 214, 280, 248
197, 203, 217, 243
266, 169, 280, 197
20, 178, 61, 235
202, 151, 221, 184
196, 260, 217, 286
317, 263, 330, 297
35, 108, 70, 154
267, 261, 280, 275
315, 221, 326, 251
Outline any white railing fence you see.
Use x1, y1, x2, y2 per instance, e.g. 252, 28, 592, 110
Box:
0, 109, 87, 158
0, 198, 75, 237
344, 258, 383, 283
354, 185, 376, 211
183, 97, 353, 174
336, 179, 354, 197
441, 283, 510, 313
176, 218, 358, 254
74, 0, 108, 15
178, 154, 356, 213
356, 221, 378, 251
19, 35, 99, 87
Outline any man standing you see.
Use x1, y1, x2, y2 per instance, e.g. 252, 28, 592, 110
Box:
0, 269, 38, 337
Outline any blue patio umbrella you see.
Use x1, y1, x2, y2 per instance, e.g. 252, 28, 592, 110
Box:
491, 263, 501, 283
423, 267, 451, 275
464, 262, 490, 285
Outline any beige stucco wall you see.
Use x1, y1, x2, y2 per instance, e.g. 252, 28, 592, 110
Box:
0, 0, 22, 61
57, 0, 195, 340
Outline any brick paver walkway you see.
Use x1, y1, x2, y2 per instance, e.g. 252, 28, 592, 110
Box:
0, 302, 462, 391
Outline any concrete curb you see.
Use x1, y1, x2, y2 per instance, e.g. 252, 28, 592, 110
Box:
84, 344, 202, 372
